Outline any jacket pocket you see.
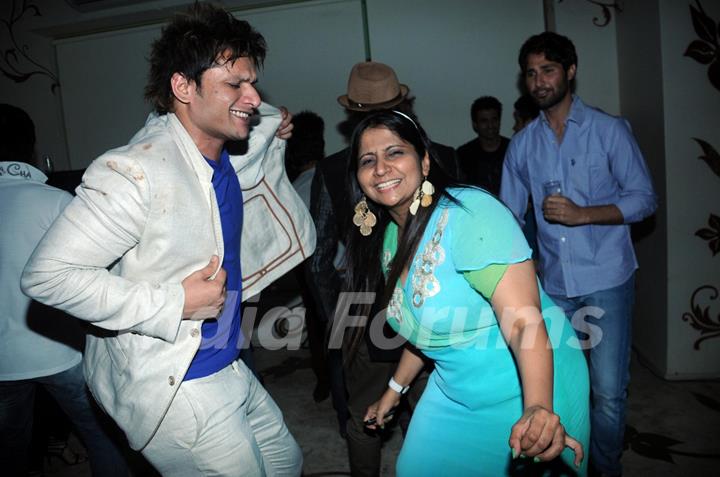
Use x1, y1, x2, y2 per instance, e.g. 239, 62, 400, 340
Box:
106, 336, 129, 373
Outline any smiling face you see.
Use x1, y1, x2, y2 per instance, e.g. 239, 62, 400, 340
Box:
472, 108, 501, 142
173, 52, 261, 159
524, 52, 575, 111
356, 126, 429, 227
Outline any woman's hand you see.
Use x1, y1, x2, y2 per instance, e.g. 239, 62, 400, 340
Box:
363, 388, 401, 430
508, 405, 584, 467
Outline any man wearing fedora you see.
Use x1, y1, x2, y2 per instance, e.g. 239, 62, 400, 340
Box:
308, 60, 457, 476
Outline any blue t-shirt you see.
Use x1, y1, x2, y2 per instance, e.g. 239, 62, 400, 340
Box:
185, 149, 244, 380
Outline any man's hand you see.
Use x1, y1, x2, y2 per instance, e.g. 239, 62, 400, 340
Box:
542, 195, 586, 225
181, 255, 226, 320
276, 106, 294, 140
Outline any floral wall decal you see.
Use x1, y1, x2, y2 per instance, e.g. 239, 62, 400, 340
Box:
696, 214, 720, 256
692, 138, 720, 178
683, 0, 720, 91
684, 0, 720, 349
682, 286, 720, 349
624, 423, 720, 463
0, 0, 59, 93
691, 139, 720, 256
558, 0, 622, 28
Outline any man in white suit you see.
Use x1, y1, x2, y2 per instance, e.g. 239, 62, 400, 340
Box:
22, 4, 314, 475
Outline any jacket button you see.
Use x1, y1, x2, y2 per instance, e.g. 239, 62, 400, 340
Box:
168, 376, 175, 386
190, 328, 199, 338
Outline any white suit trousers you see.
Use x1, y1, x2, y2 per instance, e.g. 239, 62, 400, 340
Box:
142, 359, 302, 476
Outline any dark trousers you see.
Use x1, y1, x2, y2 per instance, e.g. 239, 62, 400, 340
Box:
299, 266, 349, 430
344, 343, 428, 477
0, 362, 128, 477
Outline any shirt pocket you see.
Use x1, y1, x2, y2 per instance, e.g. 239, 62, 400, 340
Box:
572, 152, 613, 204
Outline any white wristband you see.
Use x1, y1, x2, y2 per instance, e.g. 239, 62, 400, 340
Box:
388, 377, 410, 395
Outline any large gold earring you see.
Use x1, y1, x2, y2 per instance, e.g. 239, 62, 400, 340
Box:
409, 177, 435, 216
353, 196, 377, 236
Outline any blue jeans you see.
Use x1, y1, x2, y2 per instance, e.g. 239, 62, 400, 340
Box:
550, 274, 635, 476
0, 361, 128, 476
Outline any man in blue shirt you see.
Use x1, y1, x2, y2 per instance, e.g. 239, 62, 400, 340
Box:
501, 32, 657, 477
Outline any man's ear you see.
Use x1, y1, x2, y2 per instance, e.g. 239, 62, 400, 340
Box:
567, 64, 577, 82
170, 72, 193, 105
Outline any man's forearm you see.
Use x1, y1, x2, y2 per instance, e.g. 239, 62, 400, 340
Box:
543, 196, 624, 226
579, 204, 624, 225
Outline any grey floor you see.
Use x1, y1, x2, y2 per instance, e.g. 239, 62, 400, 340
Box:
263, 347, 720, 477
39, 343, 720, 476
35, 270, 720, 477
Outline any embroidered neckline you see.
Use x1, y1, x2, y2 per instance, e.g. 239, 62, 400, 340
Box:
410, 208, 448, 307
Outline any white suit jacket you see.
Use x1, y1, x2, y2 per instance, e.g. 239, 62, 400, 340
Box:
22, 103, 315, 449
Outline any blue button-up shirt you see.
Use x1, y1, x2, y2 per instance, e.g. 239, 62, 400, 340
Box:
500, 96, 657, 297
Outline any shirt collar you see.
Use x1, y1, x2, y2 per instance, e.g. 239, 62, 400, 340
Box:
0, 161, 48, 183
204, 150, 235, 188
203, 149, 231, 171
567, 95, 586, 125
540, 94, 586, 128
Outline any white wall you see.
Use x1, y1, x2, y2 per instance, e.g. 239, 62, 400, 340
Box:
367, 0, 622, 147
0, 1, 70, 170
554, 0, 620, 115
616, 0, 669, 376
54, 0, 366, 168
366, 0, 544, 146
617, 0, 720, 379
55, 25, 158, 167
0, 0, 203, 170
660, 0, 720, 378
247, 0, 366, 154
1, 0, 624, 169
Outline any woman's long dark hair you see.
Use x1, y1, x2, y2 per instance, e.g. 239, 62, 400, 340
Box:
342, 110, 463, 360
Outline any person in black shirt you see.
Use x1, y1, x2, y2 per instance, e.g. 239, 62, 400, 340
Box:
456, 96, 509, 196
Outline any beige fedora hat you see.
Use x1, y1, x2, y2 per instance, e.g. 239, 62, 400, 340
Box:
337, 61, 409, 111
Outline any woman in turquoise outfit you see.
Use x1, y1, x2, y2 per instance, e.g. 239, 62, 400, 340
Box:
342, 110, 589, 476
